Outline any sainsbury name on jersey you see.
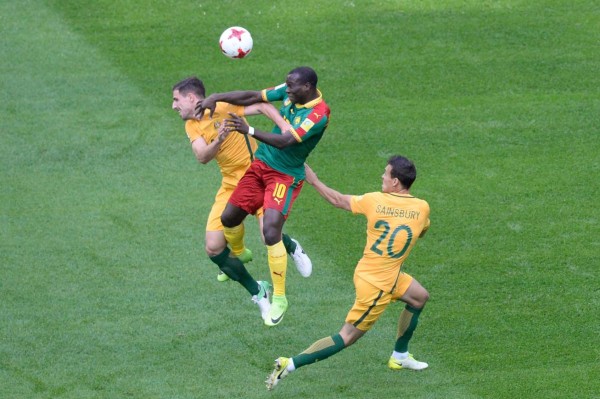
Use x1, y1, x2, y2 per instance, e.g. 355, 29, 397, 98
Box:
375, 205, 421, 219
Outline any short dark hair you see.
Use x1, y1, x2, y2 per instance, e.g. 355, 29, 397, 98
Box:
172, 77, 205, 97
288, 66, 318, 88
388, 155, 417, 189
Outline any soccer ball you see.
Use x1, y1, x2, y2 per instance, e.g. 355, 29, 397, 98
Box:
219, 27, 253, 59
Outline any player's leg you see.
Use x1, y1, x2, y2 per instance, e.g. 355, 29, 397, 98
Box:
262, 209, 288, 326
220, 165, 259, 262
205, 230, 230, 282
218, 203, 253, 287
266, 325, 355, 391
205, 230, 227, 257
286, 277, 386, 366
222, 162, 264, 256
221, 203, 249, 255
216, 165, 270, 319
209, 245, 272, 320
292, 322, 364, 368
206, 185, 252, 282
205, 189, 232, 282
282, 233, 312, 277
258, 212, 312, 277
261, 214, 287, 326
215, 205, 264, 314
262, 171, 304, 326
388, 274, 429, 371
266, 275, 386, 390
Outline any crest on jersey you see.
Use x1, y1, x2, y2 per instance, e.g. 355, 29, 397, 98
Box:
300, 119, 314, 131
214, 121, 221, 129
294, 116, 301, 125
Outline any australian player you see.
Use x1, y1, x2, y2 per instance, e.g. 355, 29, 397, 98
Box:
267, 156, 431, 390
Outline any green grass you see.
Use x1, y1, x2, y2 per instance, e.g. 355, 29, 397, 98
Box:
1, 0, 598, 398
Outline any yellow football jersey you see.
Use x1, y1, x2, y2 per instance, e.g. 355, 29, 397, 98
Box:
185, 102, 258, 187
350, 192, 430, 293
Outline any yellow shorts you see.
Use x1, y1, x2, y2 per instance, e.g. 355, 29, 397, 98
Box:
206, 184, 263, 231
345, 272, 413, 332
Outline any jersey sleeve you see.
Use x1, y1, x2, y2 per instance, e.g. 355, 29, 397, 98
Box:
261, 83, 286, 102
185, 120, 205, 143
290, 102, 329, 142
350, 193, 374, 215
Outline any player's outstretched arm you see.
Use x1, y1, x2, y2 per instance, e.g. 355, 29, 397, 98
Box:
244, 102, 292, 132
195, 91, 263, 119
224, 112, 297, 149
304, 164, 352, 211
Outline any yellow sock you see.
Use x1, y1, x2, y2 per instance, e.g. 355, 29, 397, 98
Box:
267, 241, 287, 296
223, 224, 245, 256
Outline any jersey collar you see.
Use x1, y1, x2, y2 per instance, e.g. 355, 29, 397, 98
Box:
388, 193, 414, 198
295, 89, 323, 109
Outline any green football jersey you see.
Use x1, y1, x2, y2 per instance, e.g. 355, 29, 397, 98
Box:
256, 83, 330, 179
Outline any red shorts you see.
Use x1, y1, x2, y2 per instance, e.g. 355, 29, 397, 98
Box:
229, 160, 303, 219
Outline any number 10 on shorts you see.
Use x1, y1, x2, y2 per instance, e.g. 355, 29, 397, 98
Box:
273, 182, 287, 204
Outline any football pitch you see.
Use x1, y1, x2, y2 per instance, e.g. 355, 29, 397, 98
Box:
1, 0, 598, 398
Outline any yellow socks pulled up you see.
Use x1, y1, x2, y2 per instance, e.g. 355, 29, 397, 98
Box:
267, 241, 287, 296
223, 224, 245, 256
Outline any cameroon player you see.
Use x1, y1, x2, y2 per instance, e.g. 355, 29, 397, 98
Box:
197, 67, 330, 326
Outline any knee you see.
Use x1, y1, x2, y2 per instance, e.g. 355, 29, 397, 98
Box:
205, 243, 224, 257
220, 213, 234, 228
263, 228, 280, 246
342, 334, 360, 347
414, 289, 430, 309
262, 221, 282, 245
422, 288, 430, 302
262, 210, 284, 246
204, 234, 226, 257
339, 323, 366, 347
221, 206, 246, 228
340, 332, 363, 348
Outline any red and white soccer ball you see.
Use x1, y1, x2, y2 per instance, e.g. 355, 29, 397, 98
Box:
219, 27, 253, 59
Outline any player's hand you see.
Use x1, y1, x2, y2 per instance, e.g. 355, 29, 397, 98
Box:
195, 95, 217, 119
224, 112, 250, 134
304, 163, 318, 185
217, 123, 232, 143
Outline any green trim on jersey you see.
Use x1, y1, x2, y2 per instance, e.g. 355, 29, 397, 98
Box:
242, 134, 254, 162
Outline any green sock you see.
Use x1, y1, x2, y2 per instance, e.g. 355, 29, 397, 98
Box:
292, 334, 346, 369
394, 305, 423, 353
209, 248, 259, 296
282, 233, 296, 254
